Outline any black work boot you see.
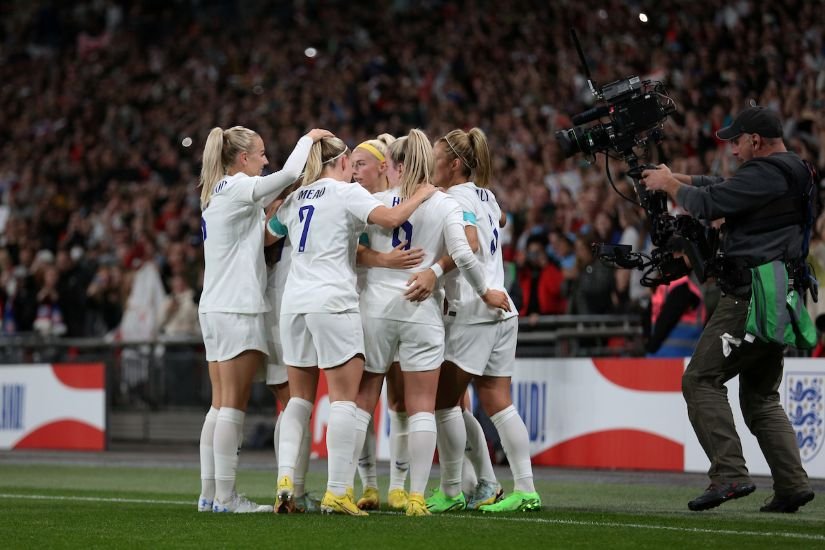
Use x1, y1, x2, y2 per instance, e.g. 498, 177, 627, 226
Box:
688, 482, 756, 511
760, 490, 815, 513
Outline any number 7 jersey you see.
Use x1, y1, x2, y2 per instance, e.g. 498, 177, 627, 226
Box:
269, 178, 384, 315
444, 182, 517, 324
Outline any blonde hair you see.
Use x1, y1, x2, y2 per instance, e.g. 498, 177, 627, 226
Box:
388, 129, 433, 199
303, 136, 349, 185
199, 126, 259, 209
437, 128, 492, 188
355, 133, 396, 161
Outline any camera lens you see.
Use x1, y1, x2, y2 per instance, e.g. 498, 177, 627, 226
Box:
555, 129, 580, 157
555, 124, 610, 158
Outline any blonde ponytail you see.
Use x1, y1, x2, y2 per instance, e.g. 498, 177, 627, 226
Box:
199, 128, 225, 209
303, 136, 348, 186
389, 129, 434, 199
438, 127, 493, 188
467, 128, 492, 188
198, 125, 258, 209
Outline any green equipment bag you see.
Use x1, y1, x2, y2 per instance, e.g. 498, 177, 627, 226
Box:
745, 261, 817, 349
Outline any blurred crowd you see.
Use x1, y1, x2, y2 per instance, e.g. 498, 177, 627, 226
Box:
0, 0, 823, 339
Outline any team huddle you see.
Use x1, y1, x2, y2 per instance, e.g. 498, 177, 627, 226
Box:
195, 125, 541, 516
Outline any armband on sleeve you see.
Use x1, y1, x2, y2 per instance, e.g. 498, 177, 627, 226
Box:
267, 217, 288, 238
463, 211, 477, 225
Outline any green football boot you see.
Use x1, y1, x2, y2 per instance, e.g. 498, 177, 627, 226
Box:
479, 491, 541, 512
425, 487, 466, 513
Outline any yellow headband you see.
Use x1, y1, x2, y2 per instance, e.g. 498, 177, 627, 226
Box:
355, 142, 385, 162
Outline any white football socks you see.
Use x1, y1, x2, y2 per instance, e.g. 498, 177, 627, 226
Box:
273, 412, 282, 467
352, 408, 372, 492
408, 412, 437, 496
435, 406, 465, 498
277, 398, 312, 483
357, 415, 378, 491
388, 409, 410, 492
490, 405, 535, 493
199, 406, 219, 501
214, 407, 245, 503
461, 456, 478, 496
327, 401, 357, 496
295, 420, 311, 498
463, 408, 497, 484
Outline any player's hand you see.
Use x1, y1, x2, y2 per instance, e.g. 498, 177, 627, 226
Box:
385, 242, 425, 269
306, 128, 334, 142
482, 289, 511, 312
405, 269, 437, 302
413, 183, 437, 201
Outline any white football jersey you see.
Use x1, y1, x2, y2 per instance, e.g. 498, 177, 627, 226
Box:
360, 189, 462, 325
199, 173, 270, 314
444, 182, 517, 323
270, 178, 382, 314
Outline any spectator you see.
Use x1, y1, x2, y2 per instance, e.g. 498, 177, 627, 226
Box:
517, 235, 565, 321
117, 243, 166, 343
33, 264, 66, 337
568, 234, 617, 315
55, 248, 92, 337
646, 273, 706, 357
85, 263, 125, 337
159, 274, 200, 339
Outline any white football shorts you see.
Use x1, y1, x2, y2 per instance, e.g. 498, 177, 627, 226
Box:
444, 316, 517, 377
280, 311, 364, 369
199, 311, 268, 363
362, 315, 444, 374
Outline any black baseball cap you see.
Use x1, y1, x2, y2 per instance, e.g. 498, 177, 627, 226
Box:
716, 106, 783, 140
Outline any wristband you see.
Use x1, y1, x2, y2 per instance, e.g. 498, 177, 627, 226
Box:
429, 263, 444, 279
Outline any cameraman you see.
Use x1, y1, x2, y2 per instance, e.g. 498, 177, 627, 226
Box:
641, 106, 814, 513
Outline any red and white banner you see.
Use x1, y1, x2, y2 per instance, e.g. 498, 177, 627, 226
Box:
511, 358, 686, 471
0, 364, 106, 451
306, 358, 824, 479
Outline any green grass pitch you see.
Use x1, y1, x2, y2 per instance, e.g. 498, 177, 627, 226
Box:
0, 463, 821, 549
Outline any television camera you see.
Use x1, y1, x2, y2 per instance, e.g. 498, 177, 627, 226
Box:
555, 30, 719, 287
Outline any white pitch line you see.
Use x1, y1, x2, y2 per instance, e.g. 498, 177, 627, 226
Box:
456, 514, 825, 542
1, 493, 822, 542
0, 493, 190, 506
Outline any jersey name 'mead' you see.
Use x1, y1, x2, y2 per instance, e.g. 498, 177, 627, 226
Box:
297, 187, 326, 200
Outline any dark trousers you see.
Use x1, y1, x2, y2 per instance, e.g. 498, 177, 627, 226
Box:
683, 294, 810, 495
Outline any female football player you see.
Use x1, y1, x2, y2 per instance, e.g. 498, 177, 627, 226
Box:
353, 129, 510, 516
411, 128, 542, 513
197, 126, 330, 513
268, 135, 435, 516
351, 134, 418, 511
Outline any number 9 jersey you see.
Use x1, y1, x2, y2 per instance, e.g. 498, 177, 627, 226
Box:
444, 182, 517, 323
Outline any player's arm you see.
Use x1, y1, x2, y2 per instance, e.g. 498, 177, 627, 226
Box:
357, 242, 424, 269
368, 184, 437, 228
265, 216, 287, 244
404, 213, 477, 301
252, 129, 332, 203
443, 215, 509, 311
